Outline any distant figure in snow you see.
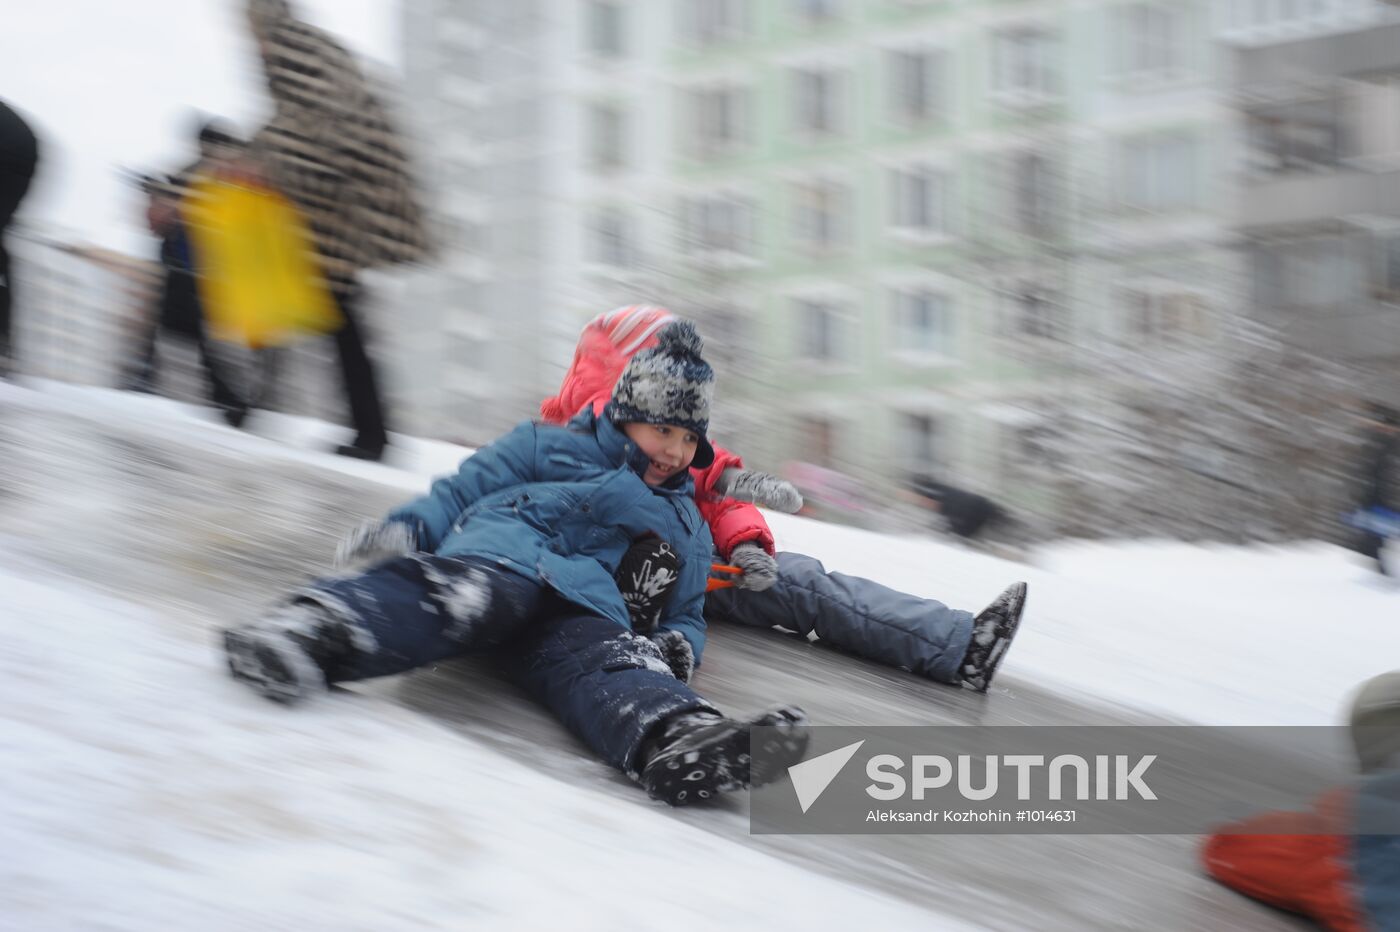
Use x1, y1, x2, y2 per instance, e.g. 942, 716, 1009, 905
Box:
1348, 403, 1400, 576
125, 120, 250, 426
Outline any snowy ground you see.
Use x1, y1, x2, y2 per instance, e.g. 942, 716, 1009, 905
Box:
3, 379, 1394, 931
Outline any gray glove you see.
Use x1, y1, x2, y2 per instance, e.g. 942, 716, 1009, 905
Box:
716, 468, 803, 514
649, 629, 695, 683
729, 542, 779, 592
335, 519, 419, 569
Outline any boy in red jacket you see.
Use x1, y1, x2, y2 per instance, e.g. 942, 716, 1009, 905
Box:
540, 306, 1029, 692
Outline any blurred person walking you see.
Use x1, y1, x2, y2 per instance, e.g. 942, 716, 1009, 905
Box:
125, 121, 250, 426
908, 476, 1004, 541
243, 0, 429, 462
0, 99, 39, 377
1348, 403, 1400, 576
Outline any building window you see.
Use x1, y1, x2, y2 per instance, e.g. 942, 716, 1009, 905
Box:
1230, 0, 1347, 28
890, 165, 951, 235
792, 67, 845, 136
1003, 286, 1066, 341
1008, 151, 1057, 236
792, 180, 850, 251
897, 413, 941, 471
686, 85, 752, 157
588, 103, 626, 171
1114, 3, 1186, 79
1119, 287, 1211, 342
588, 209, 633, 267
1005, 421, 1061, 477
796, 415, 837, 467
1245, 97, 1345, 176
887, 49, 946, 124
1253, 236, 1370, 310
1382, 234, 1400, 297
892, 289, 953, 357
677, 194, 756, 257
679, 0, 751, 47
991, 27, 1059, 102
795, 0, 841, 25
795, 299, 849, 363
1120, 134, 1197, 213
586, 0, 625, 58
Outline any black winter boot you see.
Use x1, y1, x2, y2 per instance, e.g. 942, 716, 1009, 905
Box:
223, 601, 356, 704
959, 582, 1028, 693
639, 705, 808, 806
614, 537, 681, 635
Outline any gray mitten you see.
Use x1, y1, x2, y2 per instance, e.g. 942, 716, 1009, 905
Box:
334, 519, 419, 569
649, 629, 695, 683
729, 542, 779, 592
716, 468, 804, 514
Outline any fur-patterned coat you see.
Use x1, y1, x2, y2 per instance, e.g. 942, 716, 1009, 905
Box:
247, 0, 428, 294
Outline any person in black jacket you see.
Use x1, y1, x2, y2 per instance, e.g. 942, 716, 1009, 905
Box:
909, 475, 1004, 540
1352, 403, 1400, 575
125, 121, 249, 426
0, 100, 39, 376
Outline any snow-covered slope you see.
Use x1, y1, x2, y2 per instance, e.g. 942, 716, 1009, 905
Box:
4, 380, 1395, 930
0, 558, 957, 931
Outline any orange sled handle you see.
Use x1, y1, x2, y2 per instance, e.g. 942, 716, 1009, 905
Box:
707, 564, 744, 592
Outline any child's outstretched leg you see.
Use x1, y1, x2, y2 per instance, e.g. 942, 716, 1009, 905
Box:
223, 555, 543, 704
501, 608, 807, 806
703, 551, 977, 683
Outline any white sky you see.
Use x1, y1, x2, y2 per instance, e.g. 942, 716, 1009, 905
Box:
0, 0, 401, 254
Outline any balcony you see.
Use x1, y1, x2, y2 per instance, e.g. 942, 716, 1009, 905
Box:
1241, 167, 1400, 231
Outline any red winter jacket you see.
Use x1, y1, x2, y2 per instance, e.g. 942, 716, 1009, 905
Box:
1201, 787, 1369, 932
539, 306, 775, 558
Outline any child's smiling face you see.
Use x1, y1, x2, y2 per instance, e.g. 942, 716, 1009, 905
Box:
622, 422, 699, 486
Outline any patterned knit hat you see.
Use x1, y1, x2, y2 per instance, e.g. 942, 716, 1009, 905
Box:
608, 321, 716, 469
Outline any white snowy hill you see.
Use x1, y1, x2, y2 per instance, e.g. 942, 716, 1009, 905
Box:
3, 380, 1394, 931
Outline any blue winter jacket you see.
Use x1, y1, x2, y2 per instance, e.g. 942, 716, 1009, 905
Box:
386, 409, 714, 661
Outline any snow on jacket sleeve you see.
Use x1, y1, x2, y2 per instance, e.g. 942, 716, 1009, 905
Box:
653, 515, 714, 665
692, 444, 776, 559
388, 421, 539, 552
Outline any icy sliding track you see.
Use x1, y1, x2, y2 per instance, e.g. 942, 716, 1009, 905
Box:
4, 379, 1396, 930
0, 561, 962, 930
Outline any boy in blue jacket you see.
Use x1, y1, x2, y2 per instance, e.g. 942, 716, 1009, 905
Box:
222, 323, 805, 805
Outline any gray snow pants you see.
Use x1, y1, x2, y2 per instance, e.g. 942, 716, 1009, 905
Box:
703, 551, 974, 684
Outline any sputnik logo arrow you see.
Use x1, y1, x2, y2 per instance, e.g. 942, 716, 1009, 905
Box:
788, 740, 865, 813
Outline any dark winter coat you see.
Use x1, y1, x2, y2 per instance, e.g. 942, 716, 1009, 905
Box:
911, 477, 1002, 539
1359, 432, 1400, 512
0, 100, 38, 218
387, 409, 714, 661
247, 2, 428, 293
